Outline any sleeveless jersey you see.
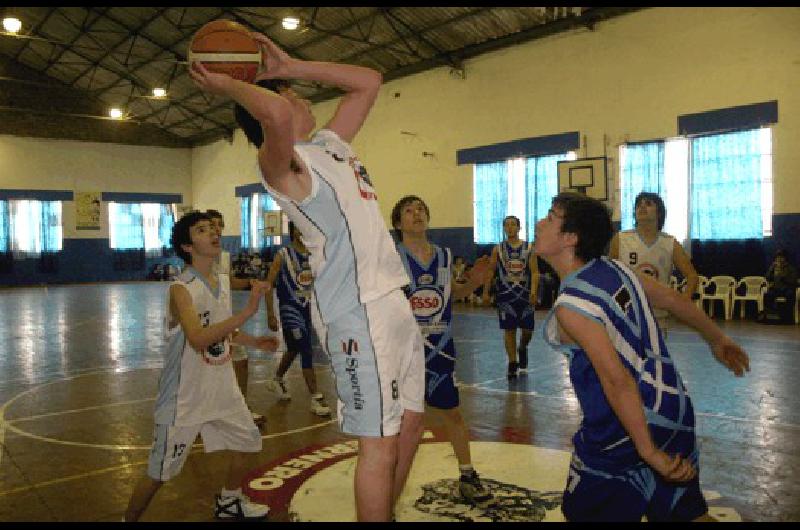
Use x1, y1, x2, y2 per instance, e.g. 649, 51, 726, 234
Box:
275, 245, 314, 334
260, 129, 409, 325
495, 240, 533, 304
153, 268, 245, 426
543, 257, 696, 471
618, 230, 676, 319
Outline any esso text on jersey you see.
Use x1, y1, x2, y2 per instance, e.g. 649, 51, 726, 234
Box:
409, 288, 444, 318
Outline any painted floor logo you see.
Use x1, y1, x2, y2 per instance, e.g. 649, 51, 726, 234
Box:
242, 436, 743, 522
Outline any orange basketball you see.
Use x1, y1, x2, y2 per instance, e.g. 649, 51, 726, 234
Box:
188, 20, 261, 83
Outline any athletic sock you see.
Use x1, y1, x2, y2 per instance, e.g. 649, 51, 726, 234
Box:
220, 487, 243, 499
459, 464, 475, 478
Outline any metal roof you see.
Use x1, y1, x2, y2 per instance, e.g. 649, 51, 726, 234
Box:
0, 7, 643, 148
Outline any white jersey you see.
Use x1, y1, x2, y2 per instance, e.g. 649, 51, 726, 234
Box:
153, 267, 247, 426
618, 230, 676, 319
260, 128, 409, 325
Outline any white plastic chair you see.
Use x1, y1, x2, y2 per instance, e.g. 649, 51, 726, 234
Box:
732, 276, 768, 319
702, 275, 736, 320
695, 275, 709, 310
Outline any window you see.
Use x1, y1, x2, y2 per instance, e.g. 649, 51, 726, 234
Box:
0, 199, 63, 257
109, 202, 175, 255
240, 192, 285, 250
473, 152, 576, 243
619, 127, 772, 242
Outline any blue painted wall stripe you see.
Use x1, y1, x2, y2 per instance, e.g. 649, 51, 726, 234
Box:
456, 131, 580, 165
0, 189, 74, 201
235, 182, 267, 197
101, 192, 182, 204
678, 100, 778, 136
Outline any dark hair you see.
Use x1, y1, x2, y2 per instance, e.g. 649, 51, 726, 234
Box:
390, 195, 430, 241
171, 211, 211, 264
206, 209, 223, 221
503, 215, 520, 227
634, 191, 666, 230
551, 192, 613, 262
234, 79, 292, 147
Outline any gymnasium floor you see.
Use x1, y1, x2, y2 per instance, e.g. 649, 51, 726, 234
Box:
0, 282, 798, 522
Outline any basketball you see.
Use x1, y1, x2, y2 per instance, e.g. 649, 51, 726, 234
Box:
187, 20, 261, 83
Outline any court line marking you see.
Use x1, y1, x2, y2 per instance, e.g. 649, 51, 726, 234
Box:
0, 368, 337, 451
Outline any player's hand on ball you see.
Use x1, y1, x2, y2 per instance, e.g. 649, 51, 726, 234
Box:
711, 336, 750, 377
188, 61, 233, 96
251, 33, 294, 80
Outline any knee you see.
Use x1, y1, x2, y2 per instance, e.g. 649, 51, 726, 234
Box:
359, 438, 398, 467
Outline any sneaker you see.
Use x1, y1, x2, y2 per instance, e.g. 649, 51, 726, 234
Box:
214, 494, 269, 520
250, 411, 266, 427
459, 470, 494, 508
518, 347, 528, 371
507, 361, 519, 379
310, 394, 331, 416
265, 378, 291, 401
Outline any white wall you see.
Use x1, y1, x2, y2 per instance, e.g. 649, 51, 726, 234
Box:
0, 135, 192, 238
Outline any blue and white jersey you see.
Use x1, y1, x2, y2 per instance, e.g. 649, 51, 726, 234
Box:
153, 267, 245, 427
260, 129, 409, 325
543, 257, 696, 470
495, 240, 533, 304
396, 243, 453, 338
275, 245, 313, 310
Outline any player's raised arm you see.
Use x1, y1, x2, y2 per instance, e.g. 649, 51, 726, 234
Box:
251, 33, 381, 144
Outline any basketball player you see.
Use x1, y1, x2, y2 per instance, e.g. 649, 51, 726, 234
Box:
188, 34, 425, 521
124, 211, 277, 522
263, 221, 332, 417
609, 192, 699, 331
534, 192, 750, 522
481, 215, 540, 379
391, 195, 494, 507
206, 209, 265, 427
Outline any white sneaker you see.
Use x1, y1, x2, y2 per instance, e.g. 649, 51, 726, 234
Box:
265, 378, 291, 401
310, 394, 331, 416
214, 494, 269, 520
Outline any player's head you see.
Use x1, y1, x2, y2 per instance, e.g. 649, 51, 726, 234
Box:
535, 192, 612, 263
391, 195, 430, 241
234, 79, 315, 147
171, 210, 216, 264
634, 191, 666, 230
503, 215, 521, 239
206, 209, 224, 235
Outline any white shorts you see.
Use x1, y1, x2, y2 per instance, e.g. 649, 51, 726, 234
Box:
147, 407, 262, 481
231, 343, 249, 362
312, 289, 425, 437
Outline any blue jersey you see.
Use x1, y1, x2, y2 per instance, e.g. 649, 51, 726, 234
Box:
544, 257, 696, 472
495, 240, 532, 304
276, 245, 313, 310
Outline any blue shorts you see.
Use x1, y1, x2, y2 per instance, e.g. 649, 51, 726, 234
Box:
497, 299, 535, 330
424, 337, 459, 410
280, 304, 313, 368
561, 453, 708, 522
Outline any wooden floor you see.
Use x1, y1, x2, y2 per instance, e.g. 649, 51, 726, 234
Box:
0, 282, 798, 522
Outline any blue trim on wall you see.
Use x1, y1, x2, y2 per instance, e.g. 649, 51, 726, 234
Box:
0, 189, 74, 201
101, 192, 182, 204
678, 100, 778, 136
235, 182, 267, 197
456, 131, 580, 165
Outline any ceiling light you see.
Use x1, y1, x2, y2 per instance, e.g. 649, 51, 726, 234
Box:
152, 87, 166, 98
282, 17, 300, 30
3, 17, 22, 34
109, 108, 123, 119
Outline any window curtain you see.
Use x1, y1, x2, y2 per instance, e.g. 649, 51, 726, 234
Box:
524, 153, 570, 241
109, 202, 144, 250
473, 161, 508, 244
158, 204, 175, 249
690, 129, 763, 240
40, 201, 62, 252
0, 200, 9, 252
620, 142, 665, 230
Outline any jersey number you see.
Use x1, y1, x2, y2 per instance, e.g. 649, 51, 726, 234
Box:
172, 443, 187, 459
628, 252, 638, 265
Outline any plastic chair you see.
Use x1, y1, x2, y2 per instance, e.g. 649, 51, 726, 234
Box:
695, 275, 709, 310
732, 276, 768, 319
702, 275, 736, 320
